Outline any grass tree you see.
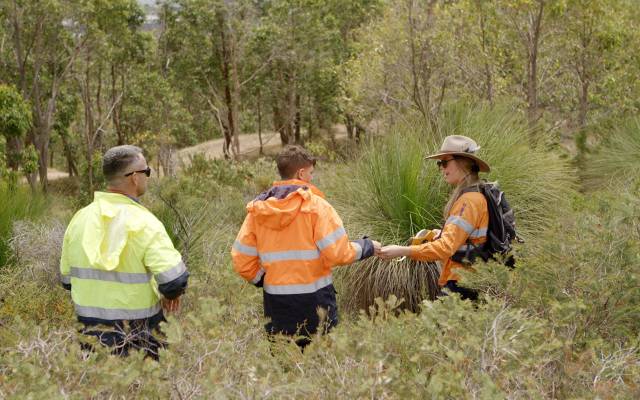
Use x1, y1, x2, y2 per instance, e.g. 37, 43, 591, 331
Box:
330, 103, 576, 312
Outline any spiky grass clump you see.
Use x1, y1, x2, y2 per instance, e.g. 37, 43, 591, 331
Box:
331, 104, 576, 312
581, 117, 640, 190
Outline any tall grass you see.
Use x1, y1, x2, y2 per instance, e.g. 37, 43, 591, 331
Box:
0, 184, 47, 267
581, 117, 640, 190
330, 104, 577, 311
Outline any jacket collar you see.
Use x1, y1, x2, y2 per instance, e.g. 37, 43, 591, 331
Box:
271, 179, 325, 199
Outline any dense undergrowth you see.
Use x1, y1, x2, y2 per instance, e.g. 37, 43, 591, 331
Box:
1, 125, 639, 398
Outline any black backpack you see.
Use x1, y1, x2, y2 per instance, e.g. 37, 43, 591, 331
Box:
450, 183, 518, 267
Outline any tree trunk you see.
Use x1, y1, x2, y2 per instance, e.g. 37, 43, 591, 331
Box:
345, 114, 355, 140
307, 95, 314, 140
219, 12, 240, 160
257, 88, 263, 155
355, 121, 366, 144
526, 1, 545, 129
229, 36, 241, 157
111, 63, 125, 145
294, 93, 301, 144
578, 79, 589, 129
477, 2, 494, 103
274, 104, 289, 145
60, 132, 78, 176
6, 135, 23, 170
159, 143, 176, 177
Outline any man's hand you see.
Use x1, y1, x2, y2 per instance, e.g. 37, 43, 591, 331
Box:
378, 245, 411, 260
162, 297, 181, 314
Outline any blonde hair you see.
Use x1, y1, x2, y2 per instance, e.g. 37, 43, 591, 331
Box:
443, 157, 481, 217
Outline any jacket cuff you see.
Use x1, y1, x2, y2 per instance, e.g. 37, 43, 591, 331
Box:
352, 238, 375, 260
60, 275, 71, 291
158, 270, 190, 299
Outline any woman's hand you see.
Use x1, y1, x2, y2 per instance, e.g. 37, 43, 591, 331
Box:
378, 245, 411, 260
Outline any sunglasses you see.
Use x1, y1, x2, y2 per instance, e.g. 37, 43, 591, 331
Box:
436, 158, 456, 168
124, 166, 152, 177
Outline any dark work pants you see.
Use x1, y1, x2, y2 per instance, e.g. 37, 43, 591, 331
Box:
442, 280, 479, 301
80, 313, 166, 360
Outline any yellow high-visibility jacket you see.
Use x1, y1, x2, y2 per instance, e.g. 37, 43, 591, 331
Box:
232, 179, 374, 335
60, 192, 188, 323
410, 192, 488, 286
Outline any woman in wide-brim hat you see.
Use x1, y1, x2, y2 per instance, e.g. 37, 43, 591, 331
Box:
378, 135, 490, 300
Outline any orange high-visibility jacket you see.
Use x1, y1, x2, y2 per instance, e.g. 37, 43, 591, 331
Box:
231, 179, 374, 335
409, 191, 488, 286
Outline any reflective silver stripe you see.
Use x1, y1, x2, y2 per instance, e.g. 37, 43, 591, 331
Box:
316, 226, 346, 250
60, 275, 71, 284
263, 275, 333, 295
251, 268, 265, 284
233, 240, 258, 256
260, 249, 320, 263
155, 260, 187, 284
70, 267, 151, 284
446, 216, 474, 234
74, 303, 162, 320
351, 241, 363, 260
469, 228, 487, 238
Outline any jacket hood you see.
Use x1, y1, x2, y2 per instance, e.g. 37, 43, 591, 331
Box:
247, 180, 322, 230
83, 192, 146, 271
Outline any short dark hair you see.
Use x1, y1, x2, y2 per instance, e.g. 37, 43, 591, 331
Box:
276, 145, 316, 179
102, 145, 143, 182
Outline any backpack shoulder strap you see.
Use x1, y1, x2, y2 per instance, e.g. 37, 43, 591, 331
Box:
460, 183, 482, 195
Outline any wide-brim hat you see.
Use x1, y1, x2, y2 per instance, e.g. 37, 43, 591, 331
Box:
425, 135, 490, 172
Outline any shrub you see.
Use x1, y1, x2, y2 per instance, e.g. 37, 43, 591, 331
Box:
330, 104, 576, 311
464, 187, 640, 345
1, 293, 637, 398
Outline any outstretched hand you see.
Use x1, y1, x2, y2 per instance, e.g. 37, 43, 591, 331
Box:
378, 245, 411, 260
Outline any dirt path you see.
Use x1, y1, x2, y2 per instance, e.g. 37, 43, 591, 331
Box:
47, 168, 69, 180
46, 124, 352, 181
178, 124, 349, 167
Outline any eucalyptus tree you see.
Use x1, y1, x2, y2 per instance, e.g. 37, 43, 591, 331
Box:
255, 0, 382, 144
556, 0, 626, 129
1, 0, 87, 191
160, 0, 254, 159
342, 0, 455, 126
0, 84, 32, 183
70, 0, 150, 190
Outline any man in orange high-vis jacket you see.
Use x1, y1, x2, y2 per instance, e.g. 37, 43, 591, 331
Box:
232, 145, 380, 348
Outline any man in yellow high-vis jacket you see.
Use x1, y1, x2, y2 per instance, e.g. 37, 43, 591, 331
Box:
60, 145, 189, 359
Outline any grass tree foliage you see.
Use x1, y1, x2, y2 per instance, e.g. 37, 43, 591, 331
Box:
330, 104, 576, 311
581, 117, 640, 190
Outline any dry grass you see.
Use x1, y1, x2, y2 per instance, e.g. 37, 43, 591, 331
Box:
8, 220, 65, 287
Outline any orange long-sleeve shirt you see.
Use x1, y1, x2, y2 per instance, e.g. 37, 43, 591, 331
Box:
409, 192, 488, 286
